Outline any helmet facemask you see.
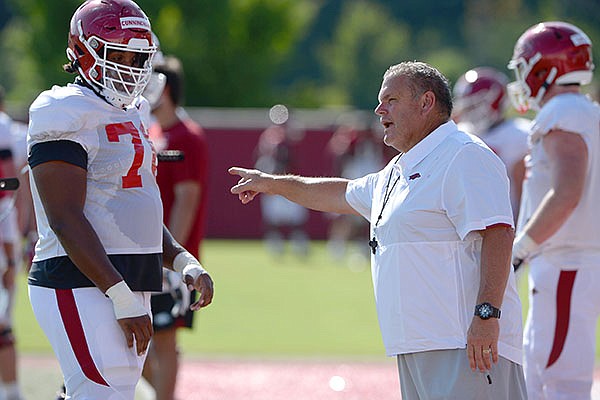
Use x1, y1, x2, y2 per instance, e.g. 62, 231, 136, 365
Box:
454, 86, 504, 134
507, 53, 548, 113
143, 71, 167, 110
67, 16, 156, 108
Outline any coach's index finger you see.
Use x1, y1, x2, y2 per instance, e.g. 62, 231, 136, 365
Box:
228, 167, 249, 177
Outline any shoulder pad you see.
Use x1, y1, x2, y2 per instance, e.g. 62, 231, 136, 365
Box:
28, 85, 100, 143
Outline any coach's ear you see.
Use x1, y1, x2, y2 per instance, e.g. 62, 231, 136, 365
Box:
419, 90, 436, 115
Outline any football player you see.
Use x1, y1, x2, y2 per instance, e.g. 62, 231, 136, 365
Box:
0, 86, 22, 400
508, 21, 600, 400
453, 67, 529, 221
26, 1, 213, 399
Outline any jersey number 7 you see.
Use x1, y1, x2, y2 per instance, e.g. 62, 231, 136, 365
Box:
105, 121, 150, 188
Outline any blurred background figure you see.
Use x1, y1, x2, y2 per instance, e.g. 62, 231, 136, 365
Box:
326, 112, 385, 264
0, 86, 24, 400
142, 54, 210, 400
453, 67, 529, 221
10, 120, 36, 275
254, 105, 309, 258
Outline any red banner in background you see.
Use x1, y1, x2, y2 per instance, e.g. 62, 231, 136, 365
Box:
204, 127, 335, 239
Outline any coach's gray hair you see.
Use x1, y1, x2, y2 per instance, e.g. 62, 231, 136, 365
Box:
384, 61, 453, 118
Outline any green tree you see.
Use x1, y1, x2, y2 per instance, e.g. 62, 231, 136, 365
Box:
0, 0, 316, 109
147, 0, 317, 107
1, 0, 80, 110
1, 0, 599, 111
459, 0, 536, 76
317, 0, 411, 109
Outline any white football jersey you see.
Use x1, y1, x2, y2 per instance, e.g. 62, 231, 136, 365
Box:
28, 83, 163, 261
517, 93, 600, 264
0, 112, 13, 150
480, 118, 530, 176
458, 118, 529, 215
481, 118, 530, 213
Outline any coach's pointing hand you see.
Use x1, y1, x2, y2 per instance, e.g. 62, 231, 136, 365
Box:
229, 167, 272, 204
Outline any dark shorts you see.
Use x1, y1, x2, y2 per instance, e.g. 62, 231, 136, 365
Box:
150, 290, 196, 331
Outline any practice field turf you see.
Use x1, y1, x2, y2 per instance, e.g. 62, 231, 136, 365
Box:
13, 240, 600, 399
14, 239, 383, 358
12, 239, 600, 359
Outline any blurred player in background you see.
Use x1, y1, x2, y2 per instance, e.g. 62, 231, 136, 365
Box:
0, 86, 23, 400
508, 21, 600, 400
254, 105, 309, 257
26, 1, 213, 399
142, 54, 210, 400
9, 120, 36, 274
326, 112, 385, 263
453, 67, 529, 221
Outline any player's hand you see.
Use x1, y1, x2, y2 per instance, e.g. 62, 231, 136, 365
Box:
1, 266, 15, 291
105, 280, 152, 355
184, 272, 214, 311
228, 167, 269, 204
116, 315, 153, 356
466, 317, 499, 372
512, 233, 538, 272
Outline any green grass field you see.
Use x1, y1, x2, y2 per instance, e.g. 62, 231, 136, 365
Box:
14, 240, 383, 358
12, 239, 600, 359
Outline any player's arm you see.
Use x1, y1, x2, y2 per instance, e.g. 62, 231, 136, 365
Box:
228, 167, 359, 215
162, 226, 213, 310
513, 129, 587, 260
0, 241, 15, 291
31, 156, 152, 355
168, 180, 200, 243
467, 223, 514, 372
510, 157, 526, 220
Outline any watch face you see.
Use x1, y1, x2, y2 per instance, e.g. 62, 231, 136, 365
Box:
480, 304, 492, 318
475, 303, 500, 319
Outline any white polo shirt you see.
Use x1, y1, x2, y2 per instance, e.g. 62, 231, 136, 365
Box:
346, 121, 523, 364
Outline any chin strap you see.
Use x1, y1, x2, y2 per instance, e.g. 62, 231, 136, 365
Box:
75, 76, 123, 109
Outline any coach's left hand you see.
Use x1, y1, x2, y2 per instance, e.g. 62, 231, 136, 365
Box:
466, 317, 499, 372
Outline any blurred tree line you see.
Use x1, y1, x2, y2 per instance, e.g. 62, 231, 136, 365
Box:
0, 0, 598, 115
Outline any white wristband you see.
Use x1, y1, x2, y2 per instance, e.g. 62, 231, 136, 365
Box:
512, 232, 538, 261
105, 281, 148, 320
173, 251, 207, 282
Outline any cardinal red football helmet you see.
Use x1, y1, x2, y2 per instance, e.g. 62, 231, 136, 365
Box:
507, 21, 594, 113
453, 67, 509, 134
66, 0, 156, 109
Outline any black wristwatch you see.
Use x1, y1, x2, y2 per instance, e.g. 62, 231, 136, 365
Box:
474, 302, 501, 320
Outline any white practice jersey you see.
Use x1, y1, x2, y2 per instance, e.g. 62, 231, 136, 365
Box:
0, 111, 13, 150
27, 83, 163, 261
480, 118, 529, 176
517, 93, 600, 265
459, 118, 529, 214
